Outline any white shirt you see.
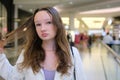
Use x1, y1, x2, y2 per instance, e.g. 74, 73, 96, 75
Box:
0, 47, 86, 80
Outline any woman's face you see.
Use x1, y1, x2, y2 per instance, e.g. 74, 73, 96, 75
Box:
34, 11, 57, 41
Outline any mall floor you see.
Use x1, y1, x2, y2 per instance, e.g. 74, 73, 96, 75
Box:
0, 42, 120, 80
80, 42, 120, 80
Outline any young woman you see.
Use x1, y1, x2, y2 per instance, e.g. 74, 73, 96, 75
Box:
0, 7, 86, 80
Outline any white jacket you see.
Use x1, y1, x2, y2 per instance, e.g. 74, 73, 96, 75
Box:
0, 47, 86, 80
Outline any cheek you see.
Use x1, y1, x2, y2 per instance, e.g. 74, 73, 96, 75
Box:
54, 27, 57, 35
51, 28, 57, 38
36, 28, 42, 37
54, 29, 57, 36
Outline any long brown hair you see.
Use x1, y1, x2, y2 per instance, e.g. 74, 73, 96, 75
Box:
6, 7, 72, 74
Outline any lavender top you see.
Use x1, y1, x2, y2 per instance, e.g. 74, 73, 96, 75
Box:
43, 68, 56, 80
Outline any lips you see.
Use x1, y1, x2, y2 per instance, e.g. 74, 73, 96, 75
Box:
41, 33, 48, 37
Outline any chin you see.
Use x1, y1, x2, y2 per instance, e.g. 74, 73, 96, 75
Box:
41, 38, 50, 41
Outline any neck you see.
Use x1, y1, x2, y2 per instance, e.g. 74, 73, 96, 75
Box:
42, 40, 56, 51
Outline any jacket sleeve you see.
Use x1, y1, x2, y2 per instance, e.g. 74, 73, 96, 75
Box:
72, 47, 87, 80
0, 51, 25, 80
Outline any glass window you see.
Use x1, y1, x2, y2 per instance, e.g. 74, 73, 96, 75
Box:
0, 2, 7, 36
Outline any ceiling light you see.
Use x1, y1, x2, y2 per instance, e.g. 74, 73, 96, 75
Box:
108, 18, 113, 25
81, 17, 106, 29
80, 7, 120, 14
69, 2, 73, 5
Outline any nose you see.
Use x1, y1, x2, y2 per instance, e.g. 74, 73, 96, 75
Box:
41, 24, 46, 31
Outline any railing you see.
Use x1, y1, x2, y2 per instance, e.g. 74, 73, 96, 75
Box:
101, 42, 120, 80
101, 42, 120, 63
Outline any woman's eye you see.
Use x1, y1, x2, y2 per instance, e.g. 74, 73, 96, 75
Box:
35, 23, 41, 27
47, 21, 52, 24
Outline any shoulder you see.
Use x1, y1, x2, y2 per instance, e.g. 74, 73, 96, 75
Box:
70, 46, 80, 57
71, 46, 79, 53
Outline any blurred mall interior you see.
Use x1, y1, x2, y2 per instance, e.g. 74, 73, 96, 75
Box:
0, 0, 120, 80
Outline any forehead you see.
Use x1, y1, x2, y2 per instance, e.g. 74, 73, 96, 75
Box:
34, 11, 52, 22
